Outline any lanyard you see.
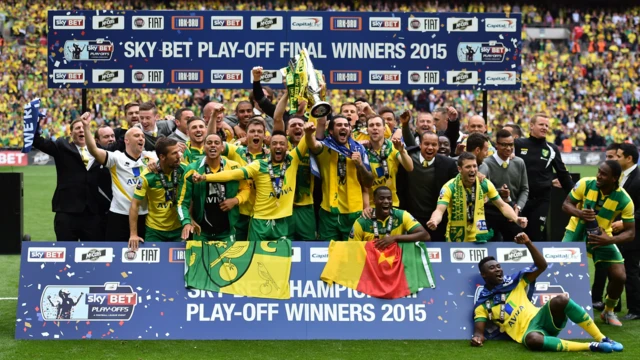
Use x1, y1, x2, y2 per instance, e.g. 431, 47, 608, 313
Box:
337, 154, 347, 184
371, 211, 394, 239
485, 293, 507, 322
369, 143, 389, 179
158, 165, 178, 204
245, 146, 267, 164
205, 164, 225, 203
267, 158, 288, 199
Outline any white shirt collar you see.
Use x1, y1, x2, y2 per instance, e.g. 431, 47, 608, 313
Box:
493, 153, 509, 166
622, 164, 637, 185
143, 125, 158, 136
419, 152, 435, 166
174, 129, 189, 141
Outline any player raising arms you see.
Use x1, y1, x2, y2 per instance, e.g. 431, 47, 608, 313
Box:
472, 233, 623, 353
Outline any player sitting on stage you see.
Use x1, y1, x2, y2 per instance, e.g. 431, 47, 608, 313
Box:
471, 233, 623, 353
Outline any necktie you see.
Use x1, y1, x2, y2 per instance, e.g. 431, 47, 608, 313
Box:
502, 162, 508, 169
152, 131, 157, 137
423, 160, 428, 168
80, 147, 89, 167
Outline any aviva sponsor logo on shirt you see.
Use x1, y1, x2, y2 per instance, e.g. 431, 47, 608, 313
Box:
126, 167, 143, 186
269, 186, 293, 198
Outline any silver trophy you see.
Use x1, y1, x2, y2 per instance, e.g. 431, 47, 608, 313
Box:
298, 49, 332, 118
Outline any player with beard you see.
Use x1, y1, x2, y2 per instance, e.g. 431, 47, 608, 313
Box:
307, 116, 374, 241
177, 133, 250, 241
364, 114, 413, 208
352, 100, 401, 142
472, 233, 622, 353
427, 152, 527, 242
129, 138, 186, 250
83, 114, 156, 242
229, 101, 254, 139
349, 186, 429, 245
182, 117, 207, 164
193, 125, 313, 241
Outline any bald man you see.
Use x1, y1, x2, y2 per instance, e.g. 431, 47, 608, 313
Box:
455, 115, 495, 156
84, 115, 157, 241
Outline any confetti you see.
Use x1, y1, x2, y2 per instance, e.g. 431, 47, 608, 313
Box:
41, 332, 49, 337
25, 322, 31, 328
437, 316, 443, 321
440, 275, 445, 281
459, 291, 464, 296
146, 295, 151, 300
40, 264, 45, 269
121, 272, 128, 278
55, 275, 60, 280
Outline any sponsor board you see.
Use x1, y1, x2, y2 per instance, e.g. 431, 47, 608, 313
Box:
28, 247, 66, 262
92, 69, 124, 83
407, 17, 440, 32
484, 71, 517, 85
532, 282, 568, 306
63, 39, 114, 61
92, 16, 125, 30
53, 16, 85, 30
74, 248, 114, 263
330, 70, 362, 85
543, 248, 581, 263
485, 18, 517, 32
290, 17, 323, 30
560, 153, 582, 165
132, 16, 164, 30
449, 248, 488, 263
369, 70, 401, 84
211, 16, 243, 30
210, 70, 243, 84
251, 16, 283, 30
259, 70, 282, 83
496, 248, 533, 263
0, 151, 28, 166
292, 247, 302, 263
121, 248, 161, 263
52, 69, 86, 83
171, 16, 204, 30
171, 70, 204, 84
457, 42, 507, 63
41, 282, 137, 321
447, 70, 479, 85
330, 17, 362, 31
131, 69, 164, 84
309, 247, 328, 263
428, 248, 442, 263
369, 17, 401, 31
446, 17, 478, 32
408, 71, 440, 85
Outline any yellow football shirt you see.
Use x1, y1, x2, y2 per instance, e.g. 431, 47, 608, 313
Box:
367, 141, 402, 207
473, 277, 539, 343
288, 139, 313, 206
349, 209, 421, 241
223, 143, 269, 216
134, 165, 185, 232
205, 138, 308, 220
315, 143, 365, 214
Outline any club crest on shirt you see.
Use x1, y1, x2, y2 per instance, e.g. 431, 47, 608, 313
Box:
520, 148, 528, 155
573, 180, 580, 191
136, 181, 143, 190
439, 188, 445, 199
541, 149, 549, 157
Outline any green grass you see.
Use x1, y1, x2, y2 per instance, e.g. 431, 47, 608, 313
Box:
0, 165, 639, 359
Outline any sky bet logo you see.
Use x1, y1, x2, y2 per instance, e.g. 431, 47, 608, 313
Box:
53, 16, 85, 29
211, 70, 243, 84
369, 17, 401, 31
211, 16, 243, 30
369, 71, 401, 84
28, 247, 66, 262
52, 69, 85, 83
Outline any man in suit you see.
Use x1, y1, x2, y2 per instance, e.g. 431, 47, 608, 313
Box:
33, 113, 103, 241
94, 125, 115, 240
615, 144, 640, 320
137, 102, 175, 151
433, 106, 462, 157
397, 131, 458, 241
168, 108, 194, 144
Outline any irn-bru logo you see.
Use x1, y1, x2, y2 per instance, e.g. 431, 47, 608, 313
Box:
169, 248, 185, 263
171, 70, 204, 84
330, 70, 361, 85
171, 16, 203, 30
330, 17, 362, 31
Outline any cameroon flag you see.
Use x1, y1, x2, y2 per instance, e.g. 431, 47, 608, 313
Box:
184, 240, 292, 300
320, 241, 436, 299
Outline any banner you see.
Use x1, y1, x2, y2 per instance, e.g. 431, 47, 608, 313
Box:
16, 242, 592, 340
22, 98, 42, 154
47, 11, 522, 90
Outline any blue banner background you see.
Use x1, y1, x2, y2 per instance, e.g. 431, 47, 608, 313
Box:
47, 11, 522, 90
16, 242, 590, 340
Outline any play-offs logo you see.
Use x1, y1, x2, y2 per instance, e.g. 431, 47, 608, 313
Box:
543, 248, 581, 263
309, 247, 328, 263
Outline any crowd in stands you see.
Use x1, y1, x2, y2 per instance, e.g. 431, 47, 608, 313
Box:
1, 1, 640, 149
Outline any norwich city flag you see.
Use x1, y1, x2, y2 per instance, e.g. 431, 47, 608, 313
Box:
184, 240, 292, 300
321, 241, 436, 299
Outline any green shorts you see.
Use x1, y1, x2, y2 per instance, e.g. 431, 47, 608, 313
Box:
289, 205, 317, 240
248, 217, 290, 241
235, 214, 250, 241
522, 301, 565, 347
145, 226, 182, 242
587, 244, 624, 268
318, 209, 362, 241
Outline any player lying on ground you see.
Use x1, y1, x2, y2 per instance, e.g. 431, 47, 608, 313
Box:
471, 233, 623, 353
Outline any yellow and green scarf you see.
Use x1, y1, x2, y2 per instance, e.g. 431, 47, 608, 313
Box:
447, 174, 492, 243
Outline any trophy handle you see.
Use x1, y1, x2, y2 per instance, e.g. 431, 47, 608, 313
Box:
301, 49, 332, 118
